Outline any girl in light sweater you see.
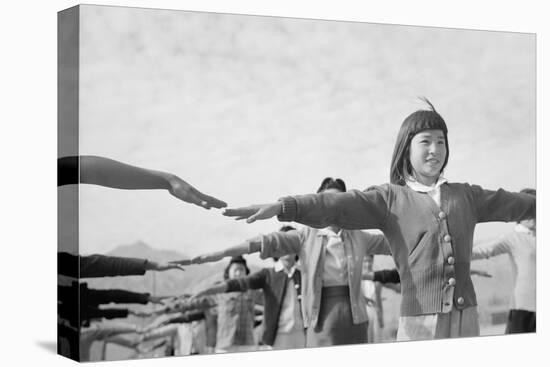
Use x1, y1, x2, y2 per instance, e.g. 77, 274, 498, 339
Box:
222, 99, 535, 340
471, 188, 536, 334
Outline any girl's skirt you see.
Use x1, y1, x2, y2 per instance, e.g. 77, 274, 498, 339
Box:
306, 286, 368, 347
396, 306, 479, 340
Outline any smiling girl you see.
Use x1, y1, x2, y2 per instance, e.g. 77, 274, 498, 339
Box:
222, 99, 535, 340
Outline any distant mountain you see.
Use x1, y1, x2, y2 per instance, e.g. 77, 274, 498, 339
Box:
106, 240, 188, 263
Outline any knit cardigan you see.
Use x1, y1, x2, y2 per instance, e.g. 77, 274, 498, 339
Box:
278, 183, 535, 316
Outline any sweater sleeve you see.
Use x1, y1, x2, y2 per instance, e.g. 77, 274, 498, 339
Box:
144, 324, 178, 340
169, 310, 206, 324
361, 230, 392, 256
254, 229, 304, 260
278, 186, 389, 230
84, 307, 129, 321
80, 254, 148, 278
226, 269, 267, 292
470, 185, 535, 224
471, 236, 511, 260
84, 288, 151, 306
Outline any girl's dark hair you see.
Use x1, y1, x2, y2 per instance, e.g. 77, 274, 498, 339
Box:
279, 225, 296, 232
223, 255, 250, 280
317, 177, 347, 193
389, 98, 449, 185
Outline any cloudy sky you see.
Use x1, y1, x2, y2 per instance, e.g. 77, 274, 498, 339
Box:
63, 5, 535, 263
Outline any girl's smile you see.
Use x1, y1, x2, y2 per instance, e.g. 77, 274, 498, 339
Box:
409, 129, 447, 185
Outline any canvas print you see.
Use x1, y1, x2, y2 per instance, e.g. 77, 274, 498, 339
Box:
57, 4, 536, 362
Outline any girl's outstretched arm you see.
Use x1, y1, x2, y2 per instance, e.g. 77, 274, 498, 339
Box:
191, 230, 302, 265
471, 237, 510, 260
222, 202, 283, 224
224, 187, 389, 230
192, 283, 228, 299
193, 269, 268, 301
142, 324, 178, 342
190, 243, 255, 265
472, 185, 535, 223
62, 155, 227, 209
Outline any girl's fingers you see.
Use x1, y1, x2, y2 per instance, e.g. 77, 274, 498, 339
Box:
178, 190, 204, 207
223, 207, 255, 217
222, 208, 239, 216
195, 191, 227, 209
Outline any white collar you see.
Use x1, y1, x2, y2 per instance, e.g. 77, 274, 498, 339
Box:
274, 261, 296, 277
515, 223, 535, 235
317, 227, 342, 237
406, 176, 448, 193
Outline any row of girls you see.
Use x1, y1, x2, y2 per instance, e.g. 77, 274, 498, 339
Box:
57, 154, 228, 361
57, 98, 536, 359
185, 98, 535, 347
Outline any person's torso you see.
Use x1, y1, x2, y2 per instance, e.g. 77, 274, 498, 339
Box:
507, 231, 536, 311
382, 183, 478, 316
299, 228, 371, 327
215, 291, 256, 348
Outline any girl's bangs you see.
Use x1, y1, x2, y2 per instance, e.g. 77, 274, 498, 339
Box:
405, 110, 448, 137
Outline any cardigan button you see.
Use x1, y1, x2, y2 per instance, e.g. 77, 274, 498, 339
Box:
444, 234, 452, 242
457, 297, 465, 305
447, 256, 455, 265
438, 211, 446, 220
448, 277, 456, 286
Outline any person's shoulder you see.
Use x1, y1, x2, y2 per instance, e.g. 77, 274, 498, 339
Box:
363, 182, 391, 192
443, 181, 477, 195
295, 225, 316, 239
445, 181, 472, 188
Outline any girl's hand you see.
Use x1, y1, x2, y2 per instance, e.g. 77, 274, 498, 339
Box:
365, 297, 377, 307
168, 259, 193, 266
147, 261, 186, 272
167, 175, 227, 210
191, 251, 226, 264
191, 289, 212, 301
148, 295, 174, 305
129, 309, 154, 318
143, 314, 172, 332
222, 202, 282, 223
471, 269, 493, 278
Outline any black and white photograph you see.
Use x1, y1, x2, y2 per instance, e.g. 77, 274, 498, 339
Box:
56, 4, 537, 362
2, 1, 547, 367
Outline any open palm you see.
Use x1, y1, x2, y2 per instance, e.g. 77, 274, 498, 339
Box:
222, 202, 282, 223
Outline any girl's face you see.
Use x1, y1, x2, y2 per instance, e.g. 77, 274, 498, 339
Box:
279, 254, 296, 270
228, 263, 247, 279
321, 188, 343, 195
409, 129, 447, 186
